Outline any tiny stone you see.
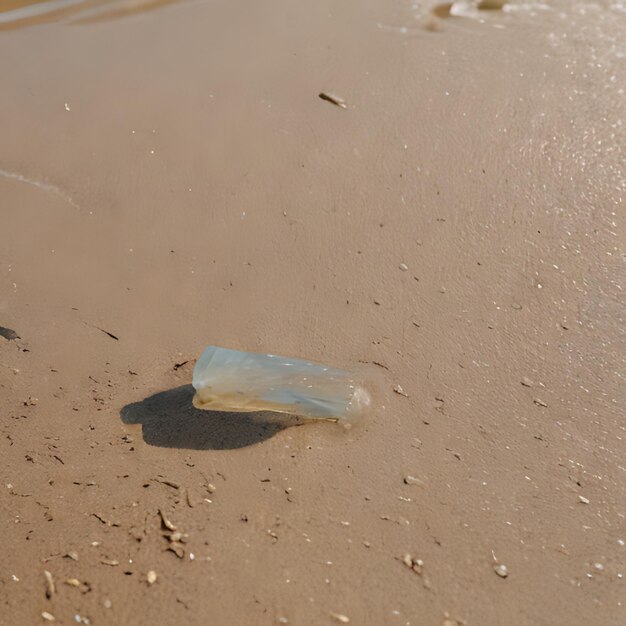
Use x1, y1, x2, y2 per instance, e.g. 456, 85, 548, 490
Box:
404, 475, 425, 487
42, 613, 55, 622
578, 495, 590, 504
330, 613, 350, 624
521, 377, 533, 387
104, 599, 112, 609
44, 570, 55, 598
65, 551, 79, 561
393, 385, 408, 397
494, 564, 508, 578
318, 92, 347, 109
147, 570, 157, 585
594, 563, 604, 571
399, 263, 408, 271
65, 579, 81, 587
207, 483, 216, 494
533, 398, 548, 407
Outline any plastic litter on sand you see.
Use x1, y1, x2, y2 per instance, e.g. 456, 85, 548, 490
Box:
192, 346, 372, 424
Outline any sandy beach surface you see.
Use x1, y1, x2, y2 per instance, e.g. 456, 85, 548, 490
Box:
1, 1, 624, 624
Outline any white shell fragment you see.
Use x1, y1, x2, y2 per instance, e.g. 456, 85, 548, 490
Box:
494, 564, 509, 578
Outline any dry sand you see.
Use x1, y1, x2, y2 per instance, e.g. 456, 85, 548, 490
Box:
1, 0, 624, 624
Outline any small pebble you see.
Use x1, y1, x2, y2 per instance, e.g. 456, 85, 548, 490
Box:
399, 263, 408, 271
593, 563, 604, 571
578, 495, 590, 504
404, 475, 425, 487
521, 377, 533, 387
44, 570, 55, 598
533, 398, 548, 407
147, 570, 157, 585
393, 385, 409, 397
330, 613, 350, 623
318, 92, 347, 109
41, 613, 55, 622
494, 564, 508, 578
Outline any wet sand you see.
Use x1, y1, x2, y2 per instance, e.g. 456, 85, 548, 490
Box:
1, 1, 624, 624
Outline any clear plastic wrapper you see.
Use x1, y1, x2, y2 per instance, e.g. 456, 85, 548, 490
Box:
192, 346, 372, 424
